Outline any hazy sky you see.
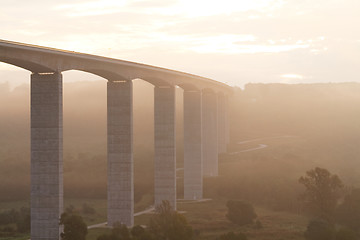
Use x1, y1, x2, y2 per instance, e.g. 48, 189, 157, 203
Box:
1, 0, 360, 88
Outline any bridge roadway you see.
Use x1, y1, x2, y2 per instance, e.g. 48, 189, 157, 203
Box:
0, 39, 232, 240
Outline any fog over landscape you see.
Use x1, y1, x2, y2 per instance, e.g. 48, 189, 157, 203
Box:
1, 0, 360, 240
2, 79, 360, 239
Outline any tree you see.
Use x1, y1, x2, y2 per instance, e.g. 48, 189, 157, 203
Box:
226, 200, 257, 226
148, 200, 193, 240
60, 212, 88, 240
299, 167, 343, 221
336, 188, 360, 231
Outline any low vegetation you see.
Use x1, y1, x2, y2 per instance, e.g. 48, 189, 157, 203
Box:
60, 213, 88, 240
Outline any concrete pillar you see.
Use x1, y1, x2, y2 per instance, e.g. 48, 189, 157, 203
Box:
183, 90, 202, 200
31, 72, 63, 240
202, 91, 218, 177
107, 80, 133, 227
217, 93, 227, 153
225, 96, 230, 145
154, 86, 176, 209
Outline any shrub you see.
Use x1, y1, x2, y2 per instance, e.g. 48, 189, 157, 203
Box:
60, 213, 88, 240
226, 200, 257, 226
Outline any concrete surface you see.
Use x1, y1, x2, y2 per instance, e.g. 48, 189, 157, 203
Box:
107, 81, 134, 227
154, 86, 177, 210
31, 72, 63, 240
183, 90, 203, 200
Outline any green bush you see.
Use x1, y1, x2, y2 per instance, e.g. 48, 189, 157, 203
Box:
60, 213, 88, 240
226, 200, 257, 226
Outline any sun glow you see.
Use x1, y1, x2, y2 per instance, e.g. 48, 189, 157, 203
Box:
281, 74, 304, 79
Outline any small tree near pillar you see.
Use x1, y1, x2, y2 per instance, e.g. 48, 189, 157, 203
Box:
59, 212, 88, 240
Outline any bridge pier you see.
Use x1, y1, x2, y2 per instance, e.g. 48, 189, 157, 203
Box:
154, 86, 176, 209
225, 96, 230, 145
217, 93, 227, 153
31, 72, 63, 240
183, 90, 203, 200
202, 91, 218, 177
107, 80, 134, 227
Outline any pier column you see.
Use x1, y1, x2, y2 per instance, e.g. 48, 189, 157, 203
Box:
107, 80, 133, 227
183, 90, 202, 200
154, 86, 176, 209
202, 91, 218, 177
31, 72, 63, 240
225, 96, 230, 144
217, 93, 227, 153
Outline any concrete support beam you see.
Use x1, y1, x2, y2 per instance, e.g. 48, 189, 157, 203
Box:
107, 81, 133, 227
31, 72, 63, 240
183, 90, 202, 200
217, 94, 227, 153
154, 86, 176, 209
202, 91, 218, 177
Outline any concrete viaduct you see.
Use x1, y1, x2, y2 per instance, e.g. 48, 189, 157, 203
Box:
0, 39, 232, 240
